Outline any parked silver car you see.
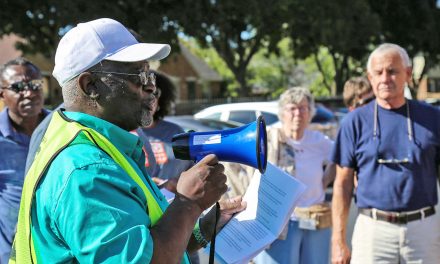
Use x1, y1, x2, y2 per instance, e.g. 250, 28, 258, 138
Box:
164, 115, 240, 132
194, 101, 338, 138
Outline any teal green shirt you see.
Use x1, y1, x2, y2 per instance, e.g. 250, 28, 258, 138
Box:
31, 111, 171, 263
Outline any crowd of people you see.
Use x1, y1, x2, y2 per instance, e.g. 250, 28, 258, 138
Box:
0, 17, 439, 264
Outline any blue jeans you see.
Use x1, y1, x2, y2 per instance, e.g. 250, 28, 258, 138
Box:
254, 220, 331, 264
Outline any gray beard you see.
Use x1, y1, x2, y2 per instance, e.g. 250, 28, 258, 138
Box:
140, 108, 153, 127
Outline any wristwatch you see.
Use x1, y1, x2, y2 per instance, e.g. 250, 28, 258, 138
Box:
193, 218, 209, 248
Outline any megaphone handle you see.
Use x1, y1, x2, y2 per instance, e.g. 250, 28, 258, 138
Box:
209, 202, 220, 264
194, 155, 219, 264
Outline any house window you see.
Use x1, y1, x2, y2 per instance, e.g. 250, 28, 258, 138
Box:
187, 81, 196, 100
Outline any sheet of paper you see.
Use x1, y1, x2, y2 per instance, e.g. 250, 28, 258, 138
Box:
214, 162, 306, 264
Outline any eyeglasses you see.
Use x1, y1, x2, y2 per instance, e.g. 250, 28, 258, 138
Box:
376, 137, 412, 164
2, 80, 43, 93
91, 70, 156, 87
354, 95, 375, 108
283, 105, 309, 114
377, 157, 410, 164
374, 100, 413, 165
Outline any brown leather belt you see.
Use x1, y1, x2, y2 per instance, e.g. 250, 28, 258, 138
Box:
359, 206, 435, 224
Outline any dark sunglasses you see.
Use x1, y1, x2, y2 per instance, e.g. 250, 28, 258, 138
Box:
2, 80, 43, 93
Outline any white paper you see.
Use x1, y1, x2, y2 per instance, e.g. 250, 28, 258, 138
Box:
214, 162, 306, 264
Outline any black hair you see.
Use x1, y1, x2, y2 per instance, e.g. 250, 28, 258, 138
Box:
152, 70, 176, 120
0, 57, 41, 81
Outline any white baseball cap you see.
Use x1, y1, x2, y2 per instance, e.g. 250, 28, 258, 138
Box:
53, 18, 171, 86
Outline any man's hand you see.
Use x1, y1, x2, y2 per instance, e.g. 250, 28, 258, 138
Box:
190, 195, 246, 252
331, 238, 351, 264
176, 154, 228, 211
217, 196, 246, 231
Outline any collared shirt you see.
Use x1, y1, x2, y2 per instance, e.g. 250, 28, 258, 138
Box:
31, 111, 169, 263
0, 107, 48, 263
25, 103, 64, 174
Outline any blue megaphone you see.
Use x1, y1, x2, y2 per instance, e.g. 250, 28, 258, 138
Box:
172, 116, 267, 173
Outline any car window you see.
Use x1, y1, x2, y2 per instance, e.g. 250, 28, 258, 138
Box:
311, 106, 335, 123
203, 112, 222, 120
260, 112, 279, 125
198, 119, 238, 130
228, 111, 256, 124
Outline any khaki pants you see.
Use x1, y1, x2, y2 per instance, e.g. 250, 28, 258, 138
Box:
351, 213, 440, 264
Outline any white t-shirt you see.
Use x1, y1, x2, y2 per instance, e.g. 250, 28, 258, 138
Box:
285, 129, 333, 219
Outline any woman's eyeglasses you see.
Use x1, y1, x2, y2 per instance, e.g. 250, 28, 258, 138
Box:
283, 105, 309, 114
2, 80, 43, 93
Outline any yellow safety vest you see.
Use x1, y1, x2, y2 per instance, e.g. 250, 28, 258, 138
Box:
10, 110, 188, 263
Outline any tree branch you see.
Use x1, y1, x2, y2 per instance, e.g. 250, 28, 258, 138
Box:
314, 50, 332, 91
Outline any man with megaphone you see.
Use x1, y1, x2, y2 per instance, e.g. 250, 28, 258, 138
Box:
11, 18, 246, 264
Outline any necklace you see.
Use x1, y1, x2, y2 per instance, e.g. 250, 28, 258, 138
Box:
373, 100, 413, 141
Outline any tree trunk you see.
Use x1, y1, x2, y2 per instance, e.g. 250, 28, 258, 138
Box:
235, 67, 249, 97
332, 53, 349, 96
313, 51, 332, 92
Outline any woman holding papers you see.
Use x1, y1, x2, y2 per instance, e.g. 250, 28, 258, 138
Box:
254, 87, 336, 264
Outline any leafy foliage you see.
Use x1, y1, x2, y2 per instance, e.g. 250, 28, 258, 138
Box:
181, 38, 239, 96
287, 0, 381, 95
174, 0, 289, 96
367, 0, 440, 86
1, 0, 440, 96
1, 0, 183, 58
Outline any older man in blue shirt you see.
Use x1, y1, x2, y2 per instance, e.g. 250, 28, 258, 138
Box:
0, 57, 48, 263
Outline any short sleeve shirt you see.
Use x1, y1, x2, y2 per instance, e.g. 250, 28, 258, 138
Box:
31, 111, 169, 263
331, 100, 440, 211
136, 120, 194, 179
266, 127, 333, 218
0, 108, 48, 263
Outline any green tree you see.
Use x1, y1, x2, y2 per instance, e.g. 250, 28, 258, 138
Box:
0, 0, 62, 57
181, 38, 239, 96
4, 0, 439, 97
0, 0, 183, 58
367, 0, 440, 88
248, 39, 336, 98
302, 47, 335, 97
247, 38, 317, 97
176, 0, 289, 96
287, 0, 380, 95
